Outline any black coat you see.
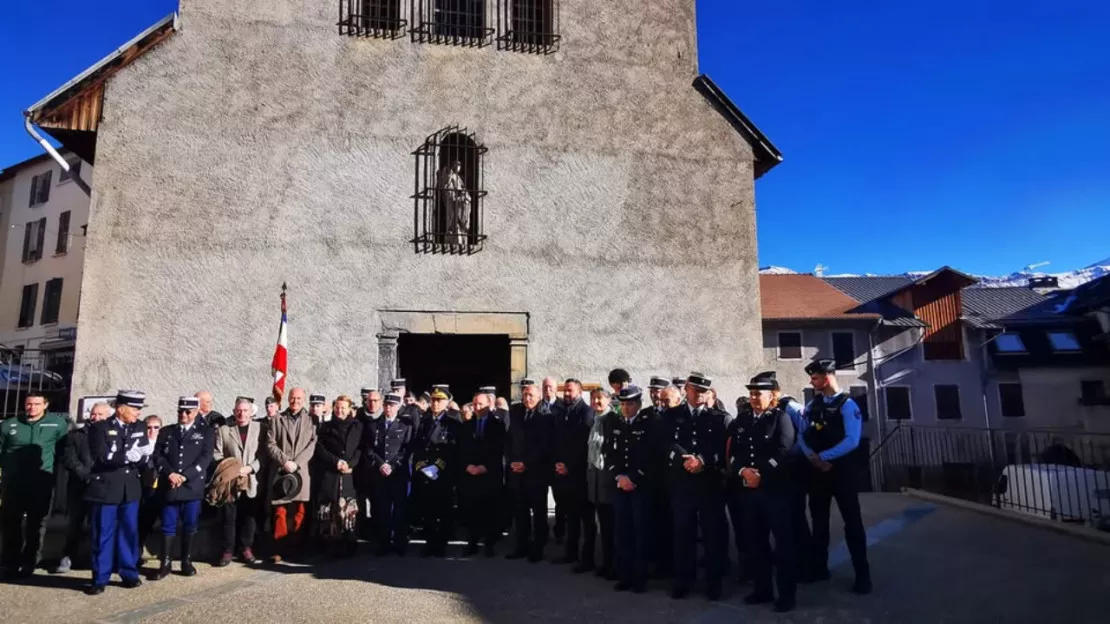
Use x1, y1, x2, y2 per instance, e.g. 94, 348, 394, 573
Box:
54, 426, 91, 514
83, 417, 145, 505
199, 411, 226, 429
314, 418, 363, 501
726, 405, 795, 490
413, 411, 462, 483
363, 416, 413, 484
660, 404, 729, 494
552, 398, 594, 479
457, 412, 506, 495
504, 403, 554, 491
154, 423, 215, 503
606, 412, 663, 489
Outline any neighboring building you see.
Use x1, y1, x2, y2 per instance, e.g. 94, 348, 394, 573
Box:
25, 5, 781, 415
0, 151, 90, 414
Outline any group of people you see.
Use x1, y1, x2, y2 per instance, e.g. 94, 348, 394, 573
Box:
0, 360, 871, 613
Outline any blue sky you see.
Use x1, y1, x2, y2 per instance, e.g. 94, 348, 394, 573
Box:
1, 0, 1107, 275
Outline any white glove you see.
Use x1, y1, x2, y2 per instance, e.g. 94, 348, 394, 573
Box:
138, 441, 155, 457
125, 446, 143, 463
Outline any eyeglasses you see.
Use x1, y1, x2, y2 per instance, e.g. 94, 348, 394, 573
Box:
146, 425, 161, 430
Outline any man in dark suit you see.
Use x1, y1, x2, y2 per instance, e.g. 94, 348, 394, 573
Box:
152, 397, 214, 579
83, 390, 151, 595
505, 379, 555, 563
366, 392, 414, 555
54, 402, 113, 573
458, 389, 506, 557
551, 378, 596, 570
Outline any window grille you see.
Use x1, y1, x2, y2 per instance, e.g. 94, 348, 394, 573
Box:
497, 0, 559, 54
411, 126, 488, 255
412, 0, 493, 47
339, 0, 407, 39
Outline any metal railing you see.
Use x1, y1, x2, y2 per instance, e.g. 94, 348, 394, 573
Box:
1, 348, 72, 419
872, 424, 1110, 530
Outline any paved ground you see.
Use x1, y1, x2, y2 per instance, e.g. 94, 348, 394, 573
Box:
1, 493, 1107, 623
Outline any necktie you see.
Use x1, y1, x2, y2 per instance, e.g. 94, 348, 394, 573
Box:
526, 410, 533, 422
478, 416, 486, 437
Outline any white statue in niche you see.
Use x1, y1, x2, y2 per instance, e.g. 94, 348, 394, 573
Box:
436, 160, 471, 246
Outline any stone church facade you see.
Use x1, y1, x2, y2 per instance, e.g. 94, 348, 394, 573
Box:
28, 1, 781, 415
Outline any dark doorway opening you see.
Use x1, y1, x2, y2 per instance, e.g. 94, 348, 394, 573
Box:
397, 333, 511, 403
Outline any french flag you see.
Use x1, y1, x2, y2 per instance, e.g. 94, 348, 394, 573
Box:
271, 283, 288, 405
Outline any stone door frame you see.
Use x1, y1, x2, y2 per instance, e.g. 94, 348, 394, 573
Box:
376, 310, 530, 398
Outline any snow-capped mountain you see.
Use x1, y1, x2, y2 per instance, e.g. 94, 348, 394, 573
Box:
760, 261, 1110, 290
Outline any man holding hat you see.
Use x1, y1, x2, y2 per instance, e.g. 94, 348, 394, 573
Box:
366, 392, 414, 555
661, 372, 729, 601
798, 359, 870, 594
728, 373, 799, 612
504, 378, 555, 563
608, 385, 662, 594
151, 396, 214, 579
83, 390, 152, 595
411, 386, 462, 557
266, 387, 317, 563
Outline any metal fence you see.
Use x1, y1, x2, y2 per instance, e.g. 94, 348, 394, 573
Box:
0, 347, 72, 419
871, 424, 1110, 530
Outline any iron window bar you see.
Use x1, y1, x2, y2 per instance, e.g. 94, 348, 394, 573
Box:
411, 126, 489, 255
411, 0, 494, 47
497, 0, 560, 54
339, 0, 408, 39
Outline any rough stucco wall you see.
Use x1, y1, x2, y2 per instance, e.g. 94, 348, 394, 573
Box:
75, 0, 763, 415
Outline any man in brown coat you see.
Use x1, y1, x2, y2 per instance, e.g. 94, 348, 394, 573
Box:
266, 388, 316, 563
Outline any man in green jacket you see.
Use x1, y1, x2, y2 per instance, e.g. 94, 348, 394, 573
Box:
0, 393, 68, 578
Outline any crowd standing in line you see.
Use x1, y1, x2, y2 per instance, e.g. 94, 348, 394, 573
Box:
0, 360, 871, 613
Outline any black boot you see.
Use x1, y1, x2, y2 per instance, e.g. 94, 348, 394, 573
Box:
153, 535, 172, 580
180, 533, 197, 577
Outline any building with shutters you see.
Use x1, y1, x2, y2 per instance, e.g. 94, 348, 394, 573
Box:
24, 3, 782, 417
0, 151, 89, 415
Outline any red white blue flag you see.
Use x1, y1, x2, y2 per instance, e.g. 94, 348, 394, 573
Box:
271, 283, 288, 405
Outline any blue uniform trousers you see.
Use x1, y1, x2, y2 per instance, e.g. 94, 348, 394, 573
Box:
613, 487, 652, 586
90, 502, 140, 586
161, 500, 202, 536
742, 487, 797, 603
670, 489, 726, 588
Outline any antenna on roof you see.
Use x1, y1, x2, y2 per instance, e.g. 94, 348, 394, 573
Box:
814, 264, 827, 277
1024, 261, 1050, 272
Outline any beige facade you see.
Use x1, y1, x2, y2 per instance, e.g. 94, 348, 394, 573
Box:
0, 153, 89, 355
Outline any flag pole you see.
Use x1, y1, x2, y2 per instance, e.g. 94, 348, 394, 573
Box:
271, 282, 289, 408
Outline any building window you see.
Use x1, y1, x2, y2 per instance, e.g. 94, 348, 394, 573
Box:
995, 333, 1026, 353
17, 284, 38, 329
934, 384, 962, 420
998, 383, 1025, 418
29, 171, 52, 206
885, 386, 911, 420
1081, 380, 1108, 405
1047, 331, 1081, 352
56, 211, 71, 254
412, 126, 488, 254
413, 0, 493, 46
849, 385, 869, 421
777, 332, 802, 360
22, 217, 47, 263
339, 0, 406, 38
832, 331, 855, 370
41, 279, 63, 325
497, 0, 560, 54
58, 158, 82, 183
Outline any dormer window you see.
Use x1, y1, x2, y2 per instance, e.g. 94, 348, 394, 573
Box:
1047, 331, 1081, 352
995, 333, 1026, 353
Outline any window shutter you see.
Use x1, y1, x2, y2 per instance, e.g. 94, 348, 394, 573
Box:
36, 217, 47, 260
29, 175, 39, 207
22, 221, 32, 262
56, 211, 71, 254
39, 171, 52, 204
